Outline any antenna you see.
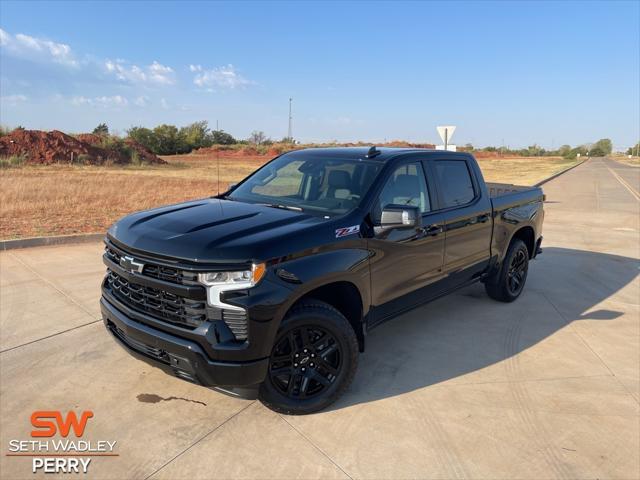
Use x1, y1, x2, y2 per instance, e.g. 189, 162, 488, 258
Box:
366, 146, 382, 158
288, 97, 293, 140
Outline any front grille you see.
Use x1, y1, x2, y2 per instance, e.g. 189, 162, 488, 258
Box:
105, 244, 198, 285
104, 242, 250, 341
107, 270, 207, 329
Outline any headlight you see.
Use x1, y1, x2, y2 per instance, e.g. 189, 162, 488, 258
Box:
197, 263, 266, 309
197, 263, 266, 287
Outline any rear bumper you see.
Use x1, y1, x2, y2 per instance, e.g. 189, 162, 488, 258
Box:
101, 297, 269, 388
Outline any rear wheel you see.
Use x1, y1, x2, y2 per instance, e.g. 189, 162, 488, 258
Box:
259, 301, 358, 414
485, 239, 530, 302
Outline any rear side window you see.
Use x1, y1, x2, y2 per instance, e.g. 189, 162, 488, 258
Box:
434, 160, 476, 208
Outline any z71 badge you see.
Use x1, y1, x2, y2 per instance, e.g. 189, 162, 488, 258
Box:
335, 225, 360, 238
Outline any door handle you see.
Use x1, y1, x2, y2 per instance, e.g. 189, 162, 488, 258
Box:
465, 214, 489, 226
421, 225, 443, 237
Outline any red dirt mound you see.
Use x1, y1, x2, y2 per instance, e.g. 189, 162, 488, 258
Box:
0, 129, 165, 165
75, 133, 104, 145
1, 130, 101, 165
124, 139, 166, 164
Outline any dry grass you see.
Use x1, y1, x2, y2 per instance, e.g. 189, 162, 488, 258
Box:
476, 156, 578, 184
0, 154, 577, 240
610, 155, 640, 167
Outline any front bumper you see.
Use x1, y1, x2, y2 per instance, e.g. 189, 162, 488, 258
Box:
101, 297, 269, 387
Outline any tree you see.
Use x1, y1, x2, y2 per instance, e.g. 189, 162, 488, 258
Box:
526, 144, 542, 156
179, 120, 211, 150
565, 145, 588, 159
558, 145, 572, 157
590, 138, 612, 157
626, 142, 640, 157
93, 123, 109, 136
127, 126, 157, 152
210, 129, 237, 145
248, 130, 267, 145
153, 124, 186, 155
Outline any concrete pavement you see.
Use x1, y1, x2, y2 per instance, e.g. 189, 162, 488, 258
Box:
1, 158, 638, 479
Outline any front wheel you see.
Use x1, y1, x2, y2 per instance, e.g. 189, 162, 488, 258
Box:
485, 238, 530, 302
259, 300, 358, 415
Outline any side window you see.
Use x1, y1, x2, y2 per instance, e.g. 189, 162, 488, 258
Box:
377, 162, 431, 216
433, 160, 476, 208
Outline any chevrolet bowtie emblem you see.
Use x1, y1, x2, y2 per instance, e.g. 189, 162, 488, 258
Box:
120, 255, 145, 274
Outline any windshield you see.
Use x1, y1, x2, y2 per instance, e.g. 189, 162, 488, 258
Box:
227, 153, 382, 215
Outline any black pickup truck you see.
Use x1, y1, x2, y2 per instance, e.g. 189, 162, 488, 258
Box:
101, 147, 544, 414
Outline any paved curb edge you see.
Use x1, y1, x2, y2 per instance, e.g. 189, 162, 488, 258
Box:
1, 158, 588, 251
1, 233, 105, 251
534, 158, 587, 187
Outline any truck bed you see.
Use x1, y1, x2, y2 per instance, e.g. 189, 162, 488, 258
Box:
486, 182, 537, 198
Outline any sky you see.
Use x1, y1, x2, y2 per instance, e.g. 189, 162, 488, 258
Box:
0, 1, 638, 149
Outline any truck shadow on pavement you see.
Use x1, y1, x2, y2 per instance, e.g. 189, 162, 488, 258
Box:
332, 247, 639, 411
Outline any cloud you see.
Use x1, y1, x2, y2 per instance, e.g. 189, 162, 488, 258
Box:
71, 95, 128, 108
133, 95, 149, 107
0, 28, 78, 67
0, 94, 28, 106
193, 64, 252, 90
104, 59, 175, 86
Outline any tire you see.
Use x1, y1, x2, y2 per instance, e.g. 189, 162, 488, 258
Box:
485, 239, 530, 302
259, 300, 359, 415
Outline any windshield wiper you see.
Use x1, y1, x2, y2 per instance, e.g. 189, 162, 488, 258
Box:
259, 203, 304, 212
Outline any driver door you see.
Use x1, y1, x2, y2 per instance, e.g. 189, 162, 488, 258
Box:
368, 160, 446, 325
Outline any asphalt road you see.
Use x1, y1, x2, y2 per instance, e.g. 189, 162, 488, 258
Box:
1, 158, 638, 479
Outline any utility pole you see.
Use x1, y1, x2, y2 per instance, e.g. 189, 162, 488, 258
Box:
288, 97, 293, 141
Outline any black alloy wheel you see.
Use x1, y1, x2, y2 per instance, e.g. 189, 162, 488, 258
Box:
268, 325, 341, 400
507, 248, 528, 295
259, 300, 359, 414
485, 238, 530, 302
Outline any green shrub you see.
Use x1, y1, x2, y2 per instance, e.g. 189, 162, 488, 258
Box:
130, 151, 143, 166
92, 123, 109, 136
0, 154, 28, 168
98, 136, 135, 162
75, 154, 92, 165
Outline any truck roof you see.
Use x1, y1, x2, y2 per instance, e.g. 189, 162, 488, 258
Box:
286, 146, 468, 162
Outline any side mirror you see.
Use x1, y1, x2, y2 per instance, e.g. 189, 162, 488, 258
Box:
379, 204, 421, 230
228, 183, 238, 191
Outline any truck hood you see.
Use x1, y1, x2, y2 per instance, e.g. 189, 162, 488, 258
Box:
108, 198, 328, 264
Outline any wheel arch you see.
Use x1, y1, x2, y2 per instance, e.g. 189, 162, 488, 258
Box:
510, 225, 536, 258
285, 281, 365, 352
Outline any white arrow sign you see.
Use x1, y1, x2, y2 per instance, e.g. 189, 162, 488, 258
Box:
437, 126, 456, 144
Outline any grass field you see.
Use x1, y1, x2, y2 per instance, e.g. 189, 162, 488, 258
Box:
611, 155, 640, 167
0, 154, 576, 239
